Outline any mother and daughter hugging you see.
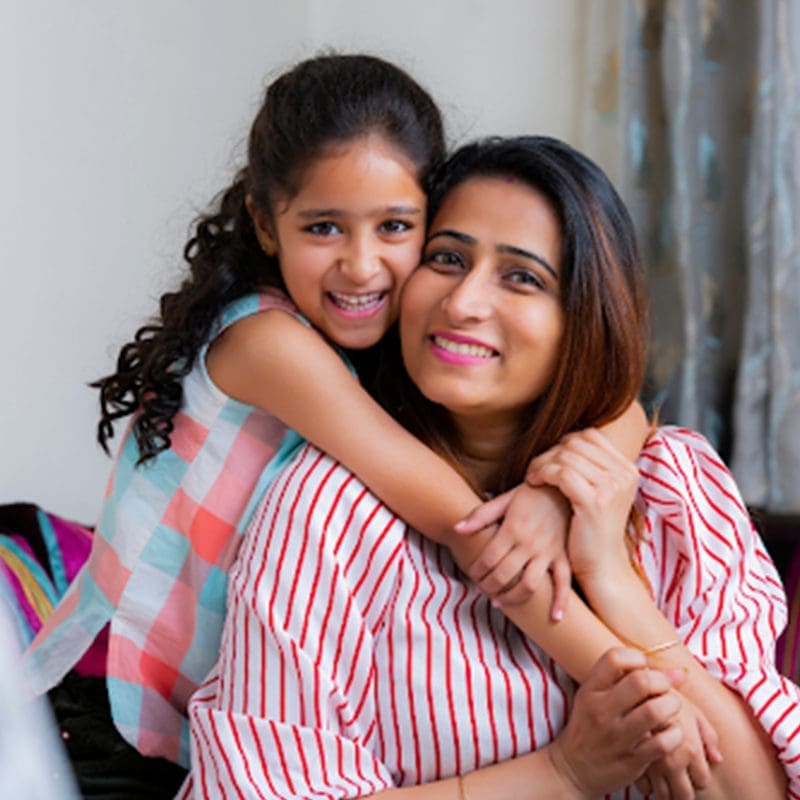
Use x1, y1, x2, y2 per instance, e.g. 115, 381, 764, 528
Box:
18, 53, 800, 799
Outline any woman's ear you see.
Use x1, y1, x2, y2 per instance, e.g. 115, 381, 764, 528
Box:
245, 194, 277, 256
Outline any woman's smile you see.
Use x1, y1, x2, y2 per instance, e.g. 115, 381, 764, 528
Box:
400, 175, 564, 428
429, 331, 500, 364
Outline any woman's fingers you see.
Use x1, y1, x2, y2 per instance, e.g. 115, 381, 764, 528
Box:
621, 689, 682, 744
552, 650, 687, 796
547, 553, 571, 620
478, 548, 538, 595
584, 647, 649, 690
660, 766, 695, 800
695, 704, 723, 764
454, 491, 514, 535
465, 532, 516, 583
633, 724, 684, 766
528, 430, 640, 496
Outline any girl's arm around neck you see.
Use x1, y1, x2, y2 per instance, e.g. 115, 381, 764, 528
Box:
207, 310, 624, 681
594, 398, 648, 462
206, 310, 483, 542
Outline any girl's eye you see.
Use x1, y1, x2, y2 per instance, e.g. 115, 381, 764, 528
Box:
304, 221, 341, 236
423, 249, 465, 272
505, 268, 546, 291
379, 219, 412, 234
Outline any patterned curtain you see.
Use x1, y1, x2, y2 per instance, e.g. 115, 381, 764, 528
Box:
580, 0, 800, 512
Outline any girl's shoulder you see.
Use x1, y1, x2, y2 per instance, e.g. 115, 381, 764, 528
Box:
213, 287, 304, 340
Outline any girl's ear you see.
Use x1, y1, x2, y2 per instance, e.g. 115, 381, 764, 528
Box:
245, 194, 278, 256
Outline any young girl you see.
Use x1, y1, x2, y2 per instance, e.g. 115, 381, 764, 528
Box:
24, 54, 646, 770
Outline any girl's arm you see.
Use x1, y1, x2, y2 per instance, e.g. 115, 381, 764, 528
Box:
207, 310, 659, 673
527, 429, 787, 799
207, 310, 484, 542
209, 311, 646, 582
448, 404, 649, 610
369, 650, 684, 800
187, 447, 685, 800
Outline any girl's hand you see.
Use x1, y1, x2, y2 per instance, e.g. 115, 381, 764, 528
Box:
526, 428, 639, 583
547, 647, 686, 798
635, 696, 722, 800
454, 484, 571, 617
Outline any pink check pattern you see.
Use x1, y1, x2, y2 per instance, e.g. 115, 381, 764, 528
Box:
25, 289, 307, 766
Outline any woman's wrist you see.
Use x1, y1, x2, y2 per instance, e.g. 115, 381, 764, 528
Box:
542, 740, 591, 800
572, 547, 633, 598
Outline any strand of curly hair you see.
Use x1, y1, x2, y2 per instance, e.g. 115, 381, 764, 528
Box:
93, 171, 283, 464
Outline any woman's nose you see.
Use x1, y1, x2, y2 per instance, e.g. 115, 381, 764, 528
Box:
441, 268, 492, 323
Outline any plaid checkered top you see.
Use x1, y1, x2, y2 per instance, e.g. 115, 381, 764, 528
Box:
24, 289, 310, 766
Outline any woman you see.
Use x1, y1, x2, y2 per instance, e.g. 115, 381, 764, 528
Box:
181, 137, 797, 798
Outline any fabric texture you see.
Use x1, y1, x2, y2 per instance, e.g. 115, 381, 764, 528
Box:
25, 288, 310, 767
49, 673, 187, 799
180, 428, 800, 799
580, 0, 800, 512
0, 595, 78, 800
0, 503, 105, 676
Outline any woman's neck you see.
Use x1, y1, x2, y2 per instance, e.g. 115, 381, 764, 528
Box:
451, 412, 520, 495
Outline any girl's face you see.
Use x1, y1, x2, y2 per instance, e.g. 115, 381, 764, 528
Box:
401, 175, 565, 430
251, 134, 426, 350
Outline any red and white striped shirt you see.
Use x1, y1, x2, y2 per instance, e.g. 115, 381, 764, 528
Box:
180, 427, 800, 799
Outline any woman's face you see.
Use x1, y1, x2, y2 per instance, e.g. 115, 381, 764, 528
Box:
400, 175, 565, 430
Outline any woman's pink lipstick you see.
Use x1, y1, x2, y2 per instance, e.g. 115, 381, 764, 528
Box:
428, 331, 498, 366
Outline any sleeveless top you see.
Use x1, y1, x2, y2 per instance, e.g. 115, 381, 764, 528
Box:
24, 288, 318, 766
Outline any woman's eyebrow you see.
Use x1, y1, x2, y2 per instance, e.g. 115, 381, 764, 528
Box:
497, 244, 557, 280
427, 230, 557, 280
426, 229, 476, 245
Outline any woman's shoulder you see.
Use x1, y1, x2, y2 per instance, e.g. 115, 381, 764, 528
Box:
635, 424, 755, 556
637, 425, 744, 505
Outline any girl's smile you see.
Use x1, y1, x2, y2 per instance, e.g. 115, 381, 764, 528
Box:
250, 134, 426, 350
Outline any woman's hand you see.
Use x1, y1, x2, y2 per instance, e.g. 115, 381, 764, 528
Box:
526, 428, 638, 583
635, 696, 722, 800
454, 484, 571, 617
547, 647, 686, 798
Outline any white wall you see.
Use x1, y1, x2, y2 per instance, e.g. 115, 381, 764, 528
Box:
1, 0, 584, 522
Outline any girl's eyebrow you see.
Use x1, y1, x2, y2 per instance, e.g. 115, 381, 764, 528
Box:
426, 229, 558, 279
296, 205, 423, 219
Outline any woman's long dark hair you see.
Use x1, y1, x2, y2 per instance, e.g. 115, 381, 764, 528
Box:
95, 54, 444, 463
379, 136, 649, 495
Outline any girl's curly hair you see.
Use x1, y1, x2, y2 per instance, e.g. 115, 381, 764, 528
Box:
94, 53, 445, 464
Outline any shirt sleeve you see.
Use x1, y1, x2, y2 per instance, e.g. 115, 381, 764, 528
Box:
636, 426, 800, 797
185, 444, 407, 799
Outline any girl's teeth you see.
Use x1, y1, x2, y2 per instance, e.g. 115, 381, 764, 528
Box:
432, 336, 495, 359
329, 291, 383, 310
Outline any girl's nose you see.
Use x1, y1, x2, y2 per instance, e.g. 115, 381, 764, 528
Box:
339, 235, 382, 284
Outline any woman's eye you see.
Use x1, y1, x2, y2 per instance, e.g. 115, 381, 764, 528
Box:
423, 249, 465, 271
379, 219, 412, 234
506, 268, 545, 290
304, 221, 341, 236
